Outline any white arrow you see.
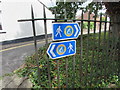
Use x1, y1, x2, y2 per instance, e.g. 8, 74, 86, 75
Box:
50, 45, 56, 57
74, 25, 79, 37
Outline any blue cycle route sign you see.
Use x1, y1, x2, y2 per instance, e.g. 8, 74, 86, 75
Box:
47, 40, 76, 59
53, 23, 80, 41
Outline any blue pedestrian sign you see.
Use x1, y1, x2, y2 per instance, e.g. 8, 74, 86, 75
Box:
47, 40, 76, 59
53, 23, 80, 41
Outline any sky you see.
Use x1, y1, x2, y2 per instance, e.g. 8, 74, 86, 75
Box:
1, 0, 106, 16
1, 0, 56, 7
41, 0, 56, 7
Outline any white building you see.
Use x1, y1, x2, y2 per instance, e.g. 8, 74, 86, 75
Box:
0, 0, 54, 42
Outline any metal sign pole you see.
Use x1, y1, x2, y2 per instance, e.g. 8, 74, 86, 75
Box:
31, 5, 41, 86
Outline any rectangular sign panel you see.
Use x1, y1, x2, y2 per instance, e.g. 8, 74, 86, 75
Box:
53, 23, 80, 41
47, 40, 76, 59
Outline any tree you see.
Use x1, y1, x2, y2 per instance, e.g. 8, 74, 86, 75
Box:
104, 2, 120, 37
49, 1, 103, 19
49, 2, 83, 19
104, 2, 120, 61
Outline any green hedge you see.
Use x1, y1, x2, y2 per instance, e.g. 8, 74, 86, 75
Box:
83, 22, 94, 29
14, 33, 120, 88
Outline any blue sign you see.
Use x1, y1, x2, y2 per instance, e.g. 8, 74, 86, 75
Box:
47, 40, 76, 59
53, 23, 80, 41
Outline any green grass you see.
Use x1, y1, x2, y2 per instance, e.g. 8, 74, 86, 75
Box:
15, 32, 120, 88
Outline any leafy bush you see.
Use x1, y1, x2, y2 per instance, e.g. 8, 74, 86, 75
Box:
83, 22, 94, 30
15, 32, 120, 88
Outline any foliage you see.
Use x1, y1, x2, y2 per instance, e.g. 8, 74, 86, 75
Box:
102, 17, 105, 21
49, 1, 103, 19
83, 22, 94, 29
15, 32, 120, 88
104, 2, 120, 15
49, 2, 82, 19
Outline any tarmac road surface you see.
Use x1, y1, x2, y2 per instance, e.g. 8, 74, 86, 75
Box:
0, 38, 51, 76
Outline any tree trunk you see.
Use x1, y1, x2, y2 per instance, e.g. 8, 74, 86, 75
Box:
110, 15, 120, 39
110, 14, 120, 61
104, 2, 120, 77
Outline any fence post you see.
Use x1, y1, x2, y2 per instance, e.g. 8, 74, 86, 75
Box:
43, 6, 51, 88
31, 5, 41, 86
72, 7, 76, 88
103, 15, 107, 77
79, 10, 84, 86
43, 6, 48, 45
86, 11, 91, 86
91, 8, 97, 84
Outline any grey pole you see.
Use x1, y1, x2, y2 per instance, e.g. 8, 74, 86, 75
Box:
31, 5, 41, 85
43, 6, 51, 88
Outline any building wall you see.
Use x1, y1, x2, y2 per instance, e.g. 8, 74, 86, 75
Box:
0, 0, 54, 42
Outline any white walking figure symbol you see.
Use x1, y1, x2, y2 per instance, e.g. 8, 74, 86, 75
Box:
55, 26, 62, 37
68, 43, 74, 53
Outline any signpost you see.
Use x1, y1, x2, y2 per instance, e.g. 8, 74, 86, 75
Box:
47, 23, 80, 59
53, 23, 80, 41
47, 40, 76, 59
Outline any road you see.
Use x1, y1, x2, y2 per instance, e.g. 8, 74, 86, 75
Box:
0, 29, 107, 76
0, 39, 51, 76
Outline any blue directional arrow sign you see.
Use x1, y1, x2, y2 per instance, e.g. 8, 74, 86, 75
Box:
53, 23, 80, 41
47, 40, 76, 59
